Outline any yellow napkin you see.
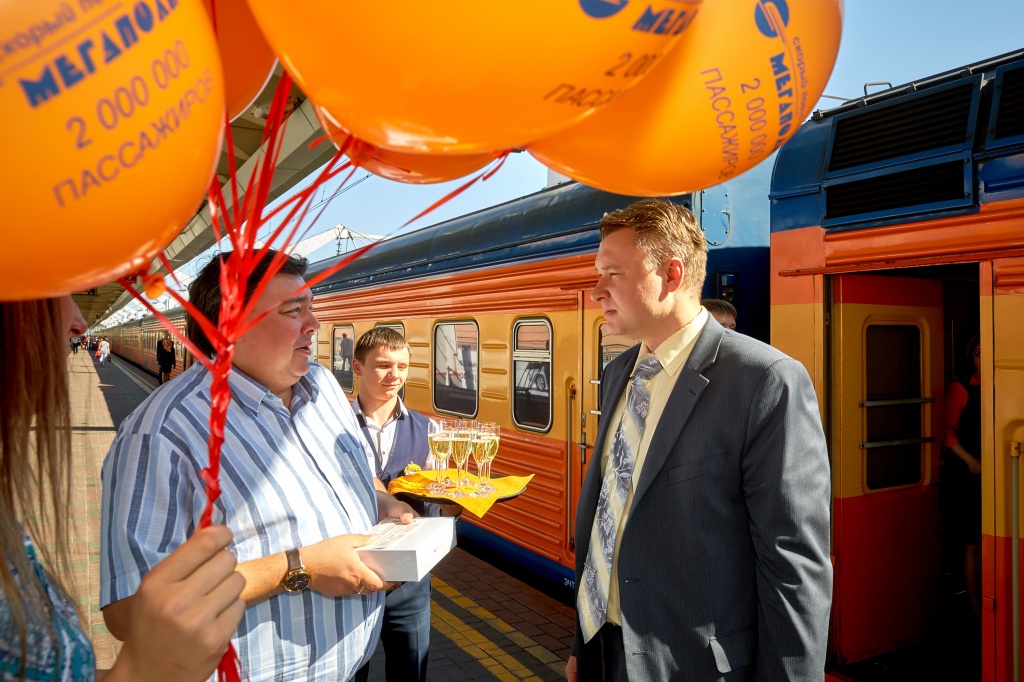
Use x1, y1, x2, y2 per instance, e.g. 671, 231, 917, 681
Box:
387, 469, 534, 517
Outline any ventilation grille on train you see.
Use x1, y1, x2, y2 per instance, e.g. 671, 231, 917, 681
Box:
824, 160, 967, 221
827, 82, 976, 172
992, 65, 1024, 141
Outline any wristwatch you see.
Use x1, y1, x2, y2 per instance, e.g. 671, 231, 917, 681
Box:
282, 548, 311, 592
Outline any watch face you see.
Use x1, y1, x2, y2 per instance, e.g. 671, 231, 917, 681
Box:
284, 571, 311, 592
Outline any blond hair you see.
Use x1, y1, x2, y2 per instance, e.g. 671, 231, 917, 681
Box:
599, 199, 707, 295
0, 299, 74, 675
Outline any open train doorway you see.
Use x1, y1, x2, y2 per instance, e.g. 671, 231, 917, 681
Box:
826, 264, 981, 681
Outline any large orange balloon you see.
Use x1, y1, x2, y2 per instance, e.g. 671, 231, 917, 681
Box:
0, 0, 225, 301
312, 104, 493, 184
529, 0, 843, 196
247, 0, 703, 154
203, 0, 276, 120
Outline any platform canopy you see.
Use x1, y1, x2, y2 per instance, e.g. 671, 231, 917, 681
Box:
74, 66, 333, 328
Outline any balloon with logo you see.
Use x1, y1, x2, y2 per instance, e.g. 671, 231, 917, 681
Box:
312, 104, 494, 183
0, 0, 225, 300
247, 0, 704, 154
529, 0, 843, 196
203, 0, 276, 120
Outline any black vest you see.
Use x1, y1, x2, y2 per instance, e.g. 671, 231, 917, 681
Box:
357, 405, 439, 518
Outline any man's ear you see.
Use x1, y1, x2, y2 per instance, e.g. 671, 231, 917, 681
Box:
663, 257, 685, 293
352, 358, 363, 378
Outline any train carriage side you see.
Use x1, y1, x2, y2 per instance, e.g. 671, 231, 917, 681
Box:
770, 50, 1024, 681
103, 309, 191, 380
309, 173, 774, 590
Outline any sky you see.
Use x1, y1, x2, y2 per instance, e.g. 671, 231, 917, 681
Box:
108, 0, 1024, 324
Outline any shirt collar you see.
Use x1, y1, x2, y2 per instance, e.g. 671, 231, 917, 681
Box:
639, 308, 709, 379
352, 395, 408, 427
226, 364, 319, 416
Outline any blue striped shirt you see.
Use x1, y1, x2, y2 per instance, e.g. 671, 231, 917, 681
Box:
100, 362, 383, 681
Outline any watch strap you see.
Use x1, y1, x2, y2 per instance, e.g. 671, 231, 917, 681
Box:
285, 547, 304, 572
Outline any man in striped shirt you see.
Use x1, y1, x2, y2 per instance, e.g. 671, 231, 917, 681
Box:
100, 252, 414, 681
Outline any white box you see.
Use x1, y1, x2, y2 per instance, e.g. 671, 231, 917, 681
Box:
356, 517, 456, 582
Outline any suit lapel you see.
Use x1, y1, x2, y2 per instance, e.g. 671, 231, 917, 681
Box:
629, 320, 724, 513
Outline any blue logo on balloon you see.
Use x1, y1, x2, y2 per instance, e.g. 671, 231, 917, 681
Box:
580, 0, 630, 20
755, 0, 790, 37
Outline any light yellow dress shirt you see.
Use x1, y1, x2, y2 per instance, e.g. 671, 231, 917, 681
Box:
605, 307, 709, 624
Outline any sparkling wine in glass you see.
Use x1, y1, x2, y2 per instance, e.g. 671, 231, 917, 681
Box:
448, 420, 473, 498
427, 419, 453, 494
478, 422, 500, 494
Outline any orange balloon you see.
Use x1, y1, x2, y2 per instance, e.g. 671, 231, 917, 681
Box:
248, 0, 704, 153
529, 0, 843, 196
203, 0, 276, 120
0, 0, 225, 300
312, 104, 493, 184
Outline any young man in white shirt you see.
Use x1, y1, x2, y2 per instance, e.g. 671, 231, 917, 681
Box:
350, 327, 444, 682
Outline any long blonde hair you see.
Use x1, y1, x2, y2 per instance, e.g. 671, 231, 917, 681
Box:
0, 299, 74, 671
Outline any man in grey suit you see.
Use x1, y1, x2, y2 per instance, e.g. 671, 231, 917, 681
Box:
566, 200, 832, 682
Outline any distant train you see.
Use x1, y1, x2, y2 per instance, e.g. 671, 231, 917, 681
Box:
104, 160, 776, 592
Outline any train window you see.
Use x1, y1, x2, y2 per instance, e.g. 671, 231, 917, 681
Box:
433, 321, 478, 417
512, 318, 552, 432
332, 325, 356, 393
598, 323, 634, 411
863, 324, 924, 490
375, 324, 406, 401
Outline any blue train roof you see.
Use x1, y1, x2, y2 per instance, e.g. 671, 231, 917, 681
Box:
770, 49, 1024, 233
309, 182, 690, 294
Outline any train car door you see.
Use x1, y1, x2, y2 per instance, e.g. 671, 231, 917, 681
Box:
987, 258, 1024, 682
830, 273, 945, 663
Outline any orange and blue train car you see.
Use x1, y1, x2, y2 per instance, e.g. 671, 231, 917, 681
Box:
307, 171, 774, 591
770, 49, 1024, 680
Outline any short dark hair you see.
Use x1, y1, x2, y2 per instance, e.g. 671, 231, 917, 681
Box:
186, 249, 308, 357
701, 298, 737, 318
354, 327, 409, 363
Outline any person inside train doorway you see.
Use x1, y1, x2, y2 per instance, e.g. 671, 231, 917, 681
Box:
942, 334, 983, 625
99, 250, 417, 682
700, 297, 737, 330
350, 327, 458, 682
98, 336, 110, 367
566, 199, 832, 682
156, 332, 176, 385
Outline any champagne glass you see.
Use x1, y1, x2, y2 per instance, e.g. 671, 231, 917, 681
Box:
470, 422, 494, 497
477, 422, 500, 494
427, 419, 453, 494
461, 420, 479, 489
448, 420, 474, 498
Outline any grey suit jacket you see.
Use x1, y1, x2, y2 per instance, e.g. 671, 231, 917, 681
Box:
573, 317, 832, 681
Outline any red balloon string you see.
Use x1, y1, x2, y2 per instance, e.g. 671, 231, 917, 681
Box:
116, 33, 498, 676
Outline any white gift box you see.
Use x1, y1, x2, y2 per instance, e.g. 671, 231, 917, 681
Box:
356, 517, 456, 582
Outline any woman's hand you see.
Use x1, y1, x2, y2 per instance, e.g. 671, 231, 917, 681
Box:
105, 526, 246, 682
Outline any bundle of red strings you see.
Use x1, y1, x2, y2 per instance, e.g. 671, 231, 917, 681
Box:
118, 65, 512, 678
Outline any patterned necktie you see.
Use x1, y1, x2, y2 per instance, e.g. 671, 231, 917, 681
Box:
578, 353, 662, 643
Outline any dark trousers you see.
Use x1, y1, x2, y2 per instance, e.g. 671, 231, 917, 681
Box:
578, 623, 628, 682
356, 574, 432, 682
